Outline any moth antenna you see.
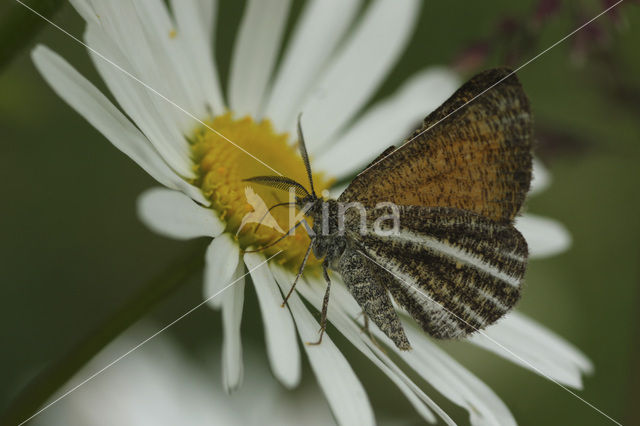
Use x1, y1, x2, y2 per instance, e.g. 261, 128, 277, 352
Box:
297, 113, 317, 198
243, 219, 307, 253
243, 175, 310, 199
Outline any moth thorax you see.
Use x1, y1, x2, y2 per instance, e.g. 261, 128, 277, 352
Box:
308, 199, 342, 236
305, 200, 345, 263
311, 233, 347, 266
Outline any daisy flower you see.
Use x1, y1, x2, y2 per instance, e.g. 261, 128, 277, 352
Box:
32, 0, 589, 424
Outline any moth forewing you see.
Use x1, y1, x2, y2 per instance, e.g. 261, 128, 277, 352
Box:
339, 68, 532, 224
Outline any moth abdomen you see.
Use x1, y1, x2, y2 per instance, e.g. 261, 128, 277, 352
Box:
337, 249, 411, 350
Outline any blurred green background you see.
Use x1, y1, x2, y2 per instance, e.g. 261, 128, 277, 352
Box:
1, 1, 638, 425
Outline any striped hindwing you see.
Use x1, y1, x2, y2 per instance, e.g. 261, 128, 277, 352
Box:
339, 68, 532, 224
346, 205, 528, 340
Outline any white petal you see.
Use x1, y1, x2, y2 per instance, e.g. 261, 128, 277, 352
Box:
530, 158, 551, 196
221, 260, 246, 393
511, 312, 594, 373
228, 0, 291, 117
244, 253, 300, 388
204, 234, 240, 309
199, 0, 216, 39
42, 333, 225, 426
270, 270, 374, 426
131, 0, 206, 121
301, 0, 422, 153
262, 0, 363, 131
516, 213, 571, 258
31, 45, 205, 203
84, 24, 194, 178
316, 68, 460, 177
271, 266, 446, 425
69, 0, 99, 23
137, 188, 224, 240
85, 2, 195, 164
468, 311, 593, 389
170, 0, 225, 114
402, 326, 516, 426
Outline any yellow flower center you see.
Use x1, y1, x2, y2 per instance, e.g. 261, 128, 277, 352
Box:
190, 112, 333, 270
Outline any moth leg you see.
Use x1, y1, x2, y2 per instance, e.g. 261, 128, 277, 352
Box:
281, 240, 313, 308
358, 314, 369, 333
359, 314, 385, 353
307, 263, 332, 346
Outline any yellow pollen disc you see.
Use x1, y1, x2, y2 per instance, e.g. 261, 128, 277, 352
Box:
190, 112, 334, 270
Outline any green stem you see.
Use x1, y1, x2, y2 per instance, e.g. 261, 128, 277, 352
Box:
1, 238, 209, 425
0, 0, 66, 72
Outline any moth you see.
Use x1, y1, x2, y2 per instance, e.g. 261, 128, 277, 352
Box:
246, 68, 532, 350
